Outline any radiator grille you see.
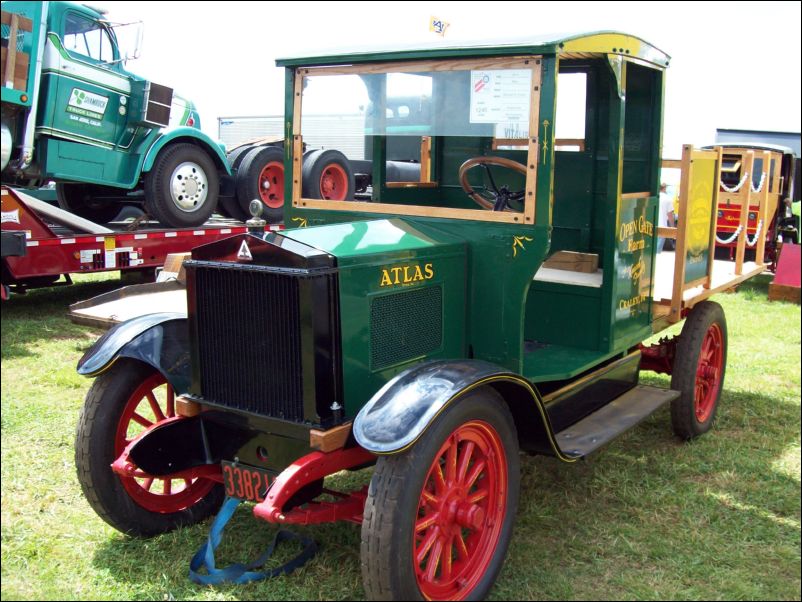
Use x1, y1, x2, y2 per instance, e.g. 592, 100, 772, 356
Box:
371, 286, 442, 370
193, 264, 305, 421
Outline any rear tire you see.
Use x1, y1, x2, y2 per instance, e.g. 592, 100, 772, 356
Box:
75, 359, 223, 536
236, 145, 285, 223
217, 145, 263, 221
670, 301, 728, 439
144, 143, 219, 228
56, 183, 124, 224
302, 149, 355, 201
361, 388, 519, 600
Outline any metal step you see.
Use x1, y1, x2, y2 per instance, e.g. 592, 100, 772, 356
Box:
555, 385, 680, 458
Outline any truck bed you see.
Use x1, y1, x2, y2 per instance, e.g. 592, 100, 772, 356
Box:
651, 251, 764, 330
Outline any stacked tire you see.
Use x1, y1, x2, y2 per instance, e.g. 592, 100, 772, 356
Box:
220, 144, 355, 224
220, 145, 286, 223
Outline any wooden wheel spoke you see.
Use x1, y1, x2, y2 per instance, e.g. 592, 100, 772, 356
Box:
162, 479, 172, 495
166, 386, 175, 418
467, 488, 489, 504
145, 391, 166, 422
465, 459, 486, 490
442, 536, 453, 580
421, 489, 439, 507
425, 537, 444, 582
416, 528, 439, 565
143, 477, 155, 491
455, 531, 469, 559
457, 441, 475, 484
446, 438, 458, 483
131, 412, 153, 428
433, 462, 447, 494
416, 512, 440, 533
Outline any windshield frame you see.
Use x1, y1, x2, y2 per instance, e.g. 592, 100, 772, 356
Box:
290, 55, 542, 225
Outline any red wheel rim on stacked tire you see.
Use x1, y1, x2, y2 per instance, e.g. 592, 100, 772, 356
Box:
257, 161, 285, 209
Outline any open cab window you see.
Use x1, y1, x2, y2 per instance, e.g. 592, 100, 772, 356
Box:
292, 57, 541, 224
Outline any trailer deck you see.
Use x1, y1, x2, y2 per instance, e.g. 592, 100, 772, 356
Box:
1, 186, 269, 297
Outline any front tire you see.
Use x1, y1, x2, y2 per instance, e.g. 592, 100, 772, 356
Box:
670, 301, 728, 439
144, 143, 219, 228
75, 359, 223, 536
361, 388, 520, 601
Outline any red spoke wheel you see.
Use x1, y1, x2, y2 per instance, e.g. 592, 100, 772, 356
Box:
361, 388, 519, 601
670, 301, 728, 439
76, 359, 223, 536
114, 371, 216, 513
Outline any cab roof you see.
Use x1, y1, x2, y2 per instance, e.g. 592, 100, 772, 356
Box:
276, 31, 670, 69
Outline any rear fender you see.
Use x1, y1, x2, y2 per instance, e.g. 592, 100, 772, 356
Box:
77, 312, 191, 394
353, 359, 576, 461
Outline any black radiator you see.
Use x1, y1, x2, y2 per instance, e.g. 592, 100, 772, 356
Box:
184, 234, 341, 427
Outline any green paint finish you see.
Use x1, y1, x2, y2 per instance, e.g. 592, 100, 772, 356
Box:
284, 218, 449, 264
337, 246, 467, 415
612, 194, 657, 348
2, 1, 225, 193
283, 219, 467, 416
142, 128, 231, 174
39, 137, 141, 188
281, 33, 669, 410
523, 344, 620, 383
50, 76, 120, 148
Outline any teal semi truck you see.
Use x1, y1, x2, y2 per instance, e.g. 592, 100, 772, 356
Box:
1, 1, 287, 228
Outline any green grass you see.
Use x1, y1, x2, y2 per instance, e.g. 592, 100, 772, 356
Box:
1, 273, 800, 600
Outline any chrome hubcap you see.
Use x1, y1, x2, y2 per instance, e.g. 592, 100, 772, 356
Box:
169, 162, 208, 211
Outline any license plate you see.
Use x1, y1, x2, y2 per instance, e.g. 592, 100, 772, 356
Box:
221, 461, 272, 502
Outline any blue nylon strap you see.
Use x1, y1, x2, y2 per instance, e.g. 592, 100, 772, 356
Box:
189, 496, 317, 585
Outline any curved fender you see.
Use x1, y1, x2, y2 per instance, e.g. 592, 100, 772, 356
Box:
77, 312, 192, 394
353, 359, 574, 460
142, 128, 231, 175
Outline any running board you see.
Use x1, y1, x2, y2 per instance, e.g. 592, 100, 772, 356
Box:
555, 385, 680, 458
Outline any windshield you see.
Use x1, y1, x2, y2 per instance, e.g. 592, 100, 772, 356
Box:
294, 57, 541, 224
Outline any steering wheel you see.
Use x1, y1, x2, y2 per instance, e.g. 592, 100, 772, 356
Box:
459, 156, 528, 211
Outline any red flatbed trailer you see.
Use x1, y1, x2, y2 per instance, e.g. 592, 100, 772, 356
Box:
0, 186, 267, 299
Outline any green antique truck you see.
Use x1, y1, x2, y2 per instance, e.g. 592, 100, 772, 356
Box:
74, 32, 765, 599
1, 1, 229, 227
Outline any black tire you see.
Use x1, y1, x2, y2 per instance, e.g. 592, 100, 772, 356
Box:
216, 195, 249, 222
56, 183, 125, 224
215, 145, 261, 221
144, 143, 219, 228
226, 144, 256, 171
75, 359, 224, 536
236, 145, 285, 223
361, 388, 520, 601
670, 301, 728, 440
302, 149, 355, 201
